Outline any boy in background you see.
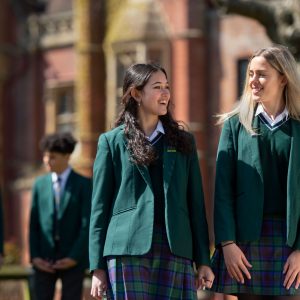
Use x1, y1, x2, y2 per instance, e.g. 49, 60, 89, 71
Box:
29, 132, 91, 300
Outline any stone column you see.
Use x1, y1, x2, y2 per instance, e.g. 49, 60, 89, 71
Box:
166, 0, 214, 239
0, 0, 10, 189
74, 0, 106, 176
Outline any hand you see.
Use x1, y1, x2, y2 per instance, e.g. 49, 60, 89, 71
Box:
32, 257, 55, 273
197, 265, 215, 290
52, 258, 77, 270
283, 250, 300, 289
91, 269, 108, 300
222, 242, 252, 283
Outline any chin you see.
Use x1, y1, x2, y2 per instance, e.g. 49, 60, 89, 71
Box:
159, 109, 168, 115
44, 166, 51, 172
252, 96, 261, 103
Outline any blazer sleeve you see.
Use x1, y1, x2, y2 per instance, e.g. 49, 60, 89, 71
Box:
214, 118, 237, 246
89, 134, 115, 271
68, 178, 92, 262
187, 136, 210, 267
29, 181, 41, 260
293, 233, 300, 250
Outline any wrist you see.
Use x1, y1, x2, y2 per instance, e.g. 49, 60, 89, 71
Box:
221, 241, 235, 248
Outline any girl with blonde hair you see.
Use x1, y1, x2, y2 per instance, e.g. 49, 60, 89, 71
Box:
211, 44, 300, 300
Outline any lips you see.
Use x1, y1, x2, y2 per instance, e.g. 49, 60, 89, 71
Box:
252, 87, 262, 95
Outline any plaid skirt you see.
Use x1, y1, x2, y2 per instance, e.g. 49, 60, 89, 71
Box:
211, 217, 300, 296
105, 226, 197, 300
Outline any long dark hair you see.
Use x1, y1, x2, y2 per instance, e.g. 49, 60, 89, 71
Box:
115, 63, 192, 165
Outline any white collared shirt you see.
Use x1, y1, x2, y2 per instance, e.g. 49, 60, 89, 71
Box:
146, 120, 165, 142
255, 104, 289, 130
52, 167, 72, 197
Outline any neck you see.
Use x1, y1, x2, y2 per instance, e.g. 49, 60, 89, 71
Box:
261, 99, 285, 120
138, 115, 159, 137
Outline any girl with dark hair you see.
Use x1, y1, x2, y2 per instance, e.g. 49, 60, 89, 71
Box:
89, 63, 214, 299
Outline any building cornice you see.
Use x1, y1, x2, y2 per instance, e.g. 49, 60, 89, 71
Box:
27, 11, 74, 50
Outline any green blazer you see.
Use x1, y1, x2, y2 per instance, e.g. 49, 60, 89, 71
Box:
89, 125, 210, 271
29, 170, 92, 269
214, 115, 300, 249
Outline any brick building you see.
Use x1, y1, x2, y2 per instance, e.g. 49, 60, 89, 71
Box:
0, 0, 271, 298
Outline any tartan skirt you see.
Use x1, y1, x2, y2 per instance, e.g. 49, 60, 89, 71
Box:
211, 217, 300, 296
105, 226, 197, 300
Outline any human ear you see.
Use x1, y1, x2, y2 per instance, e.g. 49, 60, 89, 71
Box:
130, 88, 141, 103
281, 75, 287, 86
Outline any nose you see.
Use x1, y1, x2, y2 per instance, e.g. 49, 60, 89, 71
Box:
249, 74, 259, 86
43, 156, 52, 166
161, 87, 170, 95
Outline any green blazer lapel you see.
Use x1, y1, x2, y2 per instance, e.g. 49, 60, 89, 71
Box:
252, 116, 264, 183
58, 171, 74, 219
41, 175, 55, 225
287, 119, 300, 240
163, 142, 177, 193
241, 115, 264, 183
136, 164, 153, 190
42, 174, 54, 220
123, 136, 153, 189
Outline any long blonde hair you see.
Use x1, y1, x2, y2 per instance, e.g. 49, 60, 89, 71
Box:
218, 44, 300, 135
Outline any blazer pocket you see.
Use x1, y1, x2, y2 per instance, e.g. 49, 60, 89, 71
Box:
112, 206, 136, 216
104, 207, 136, 255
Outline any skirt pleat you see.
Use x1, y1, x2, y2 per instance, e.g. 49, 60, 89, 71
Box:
106, 226, 197, 300
211, 217, 300, 296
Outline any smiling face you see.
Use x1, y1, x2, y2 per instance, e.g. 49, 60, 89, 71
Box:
249, 56, 286, 107
136, 70, 170, 121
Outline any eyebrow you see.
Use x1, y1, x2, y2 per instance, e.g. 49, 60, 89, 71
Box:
151, 81, 169, 85
249, 69, 268, 72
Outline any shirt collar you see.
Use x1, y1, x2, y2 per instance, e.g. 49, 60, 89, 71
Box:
52, 167, 72, 184
255, 103, 289, 126
146, 120, 165, 142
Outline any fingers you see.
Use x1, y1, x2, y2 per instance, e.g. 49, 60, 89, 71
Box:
283, 251, 300, 290
91, 287, 107, 300
241, 254, 253, 270
283, 261, 298, 290
52, 258, 77, 270
91, 271, 108, 300
226, 267, 235, 280
43, 266, 55, 273
228, 265, 245, 283
240, 255, 252, 280
283, 262, 289, 287
223, 244, 251, 284
53, 261, 69, 269
38, 265, 55, 273
198, 266, 214, 290
295, 273, 300, 289
194, 277, 198, 289
90, 285, 102, 300
230, 261, 251, 283
203, 278, 213, 289
284, 268, 298, 290
52, 260, 67, 270
198, 277, 213, 290
91, 285, 107, 300
34, 259, 55, 273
